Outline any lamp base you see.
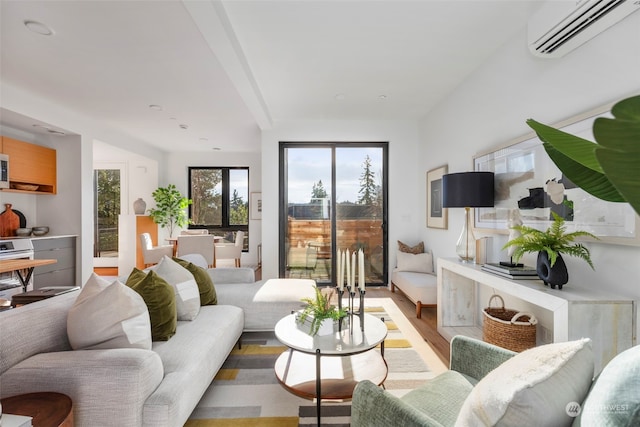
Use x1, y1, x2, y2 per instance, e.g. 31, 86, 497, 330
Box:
455, 207, 476, 263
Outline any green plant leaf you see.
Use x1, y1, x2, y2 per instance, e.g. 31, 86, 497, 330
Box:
542, 143, 624, 202
591, 96, 640, 216
526, 119, 602, 172
527, 94, 640, 217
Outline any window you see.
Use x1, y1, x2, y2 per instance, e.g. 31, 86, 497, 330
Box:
188, 167, 249, 248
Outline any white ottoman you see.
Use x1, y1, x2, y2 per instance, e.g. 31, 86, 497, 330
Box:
216, 278, 316, 331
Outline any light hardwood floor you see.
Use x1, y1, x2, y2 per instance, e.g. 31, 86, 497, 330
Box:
367, 286, 450, 366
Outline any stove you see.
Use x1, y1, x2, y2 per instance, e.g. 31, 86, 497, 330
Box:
0, 238, 35, 299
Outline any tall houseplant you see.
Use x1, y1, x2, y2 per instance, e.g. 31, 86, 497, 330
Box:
503, 212, 598, 289
148, 184, 192, 238
526, 95, 640, 216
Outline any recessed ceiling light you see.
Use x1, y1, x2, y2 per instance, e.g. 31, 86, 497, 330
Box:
24, 20, 54, 36
149, 104, 163, 111
179, 124, 189, 130
212, 147, 221, 151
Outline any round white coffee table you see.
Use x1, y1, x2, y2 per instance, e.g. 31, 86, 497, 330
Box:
274, 312, 388, 426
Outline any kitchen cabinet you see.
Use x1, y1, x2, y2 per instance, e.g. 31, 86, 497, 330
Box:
437, 257, 635, 374
32, 236, 77, 288
1, 136, 57, 194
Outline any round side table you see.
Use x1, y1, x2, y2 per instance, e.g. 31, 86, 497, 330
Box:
1, 392, 73, 427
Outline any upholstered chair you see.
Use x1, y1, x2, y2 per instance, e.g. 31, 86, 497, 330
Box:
139, 233, 173, 267
214, 231, 244, 267
176, 235, 215, 267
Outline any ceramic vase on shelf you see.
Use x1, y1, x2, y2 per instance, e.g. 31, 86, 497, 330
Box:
133, 198, 146, 215
536, 251, 569, 290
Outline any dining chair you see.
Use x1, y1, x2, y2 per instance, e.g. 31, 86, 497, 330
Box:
139, 233, 173, 267
176, 235, 215, 267
180, 229, 209, 235
214, 231, 244, 267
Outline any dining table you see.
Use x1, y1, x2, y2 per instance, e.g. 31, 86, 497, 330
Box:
0, 258, 57, 292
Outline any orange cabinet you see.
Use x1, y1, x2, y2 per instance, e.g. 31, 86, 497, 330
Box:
1, 136, 57, 194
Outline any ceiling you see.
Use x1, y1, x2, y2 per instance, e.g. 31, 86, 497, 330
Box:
0, 0, 542, 153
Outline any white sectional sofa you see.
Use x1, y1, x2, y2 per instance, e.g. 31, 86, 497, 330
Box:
0, 264, 314, 427
0, 289, 244, 427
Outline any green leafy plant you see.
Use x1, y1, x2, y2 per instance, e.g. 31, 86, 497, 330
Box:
503, 212, 598, 269
297, 286, 347, 336
148, 184, 192, 237
526, 95, 640, 216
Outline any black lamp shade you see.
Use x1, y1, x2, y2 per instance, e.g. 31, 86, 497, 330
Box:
442, 172, 495, 208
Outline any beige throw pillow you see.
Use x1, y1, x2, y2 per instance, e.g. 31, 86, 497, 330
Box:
153, 256, 201, 320
67, 273, 151, 350
396, 251, 434, 274
455, 338, 594, 427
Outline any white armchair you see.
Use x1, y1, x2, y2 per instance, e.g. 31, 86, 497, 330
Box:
176, 235, 215, 267
139, 233, 173, 267
214, 231, 244, 267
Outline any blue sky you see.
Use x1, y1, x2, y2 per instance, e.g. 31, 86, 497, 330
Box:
286, 146, 383, 204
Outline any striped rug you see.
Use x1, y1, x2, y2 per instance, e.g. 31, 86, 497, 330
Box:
185, 298, 446, 426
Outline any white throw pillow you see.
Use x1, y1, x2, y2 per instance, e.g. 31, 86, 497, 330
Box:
455, 338, 594, 427
396, 251, 434, 273
154, 256, 201, 320
67, 273, 152, 350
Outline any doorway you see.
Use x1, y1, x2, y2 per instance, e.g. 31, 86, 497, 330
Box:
93, 163, 126, 267
279, 142, 388, 286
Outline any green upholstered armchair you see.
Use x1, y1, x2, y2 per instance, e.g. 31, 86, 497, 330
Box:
351, 335, 516, 427
352, 335, 640, 427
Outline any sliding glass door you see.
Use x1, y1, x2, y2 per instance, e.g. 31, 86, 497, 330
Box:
279, 143, 388, 286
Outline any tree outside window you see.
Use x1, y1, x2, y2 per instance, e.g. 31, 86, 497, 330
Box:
188, 167, 249, 248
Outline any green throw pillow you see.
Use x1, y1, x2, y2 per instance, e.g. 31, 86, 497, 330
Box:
126, 268, 177, 341
173, 257, 217, 305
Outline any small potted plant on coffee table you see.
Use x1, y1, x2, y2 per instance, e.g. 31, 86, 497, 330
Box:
296, 286, 347, 336
502, 212, 598, 289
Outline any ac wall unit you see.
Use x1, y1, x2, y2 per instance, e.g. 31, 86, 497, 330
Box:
528, 0, 640, 58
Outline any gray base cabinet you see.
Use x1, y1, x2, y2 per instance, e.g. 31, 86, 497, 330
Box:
32, 236, 77, 289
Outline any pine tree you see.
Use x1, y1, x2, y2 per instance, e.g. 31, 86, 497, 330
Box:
358, 155, 376, 205
311, 180, 328, 203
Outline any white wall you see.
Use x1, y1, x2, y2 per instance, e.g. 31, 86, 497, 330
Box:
261, 119, 422, 280
1, 82, 165, 284
165, 151, 262, 267
419, 12, 640, 337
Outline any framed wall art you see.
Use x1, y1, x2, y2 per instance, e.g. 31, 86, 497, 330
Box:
427, 165, 448, 229
473, 102, 639, 246
250, 192, 262, 220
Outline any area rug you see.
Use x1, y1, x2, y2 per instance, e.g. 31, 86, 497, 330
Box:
185, 298, 446, 427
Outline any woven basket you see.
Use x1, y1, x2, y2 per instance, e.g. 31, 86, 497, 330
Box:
483, 295, 537, 352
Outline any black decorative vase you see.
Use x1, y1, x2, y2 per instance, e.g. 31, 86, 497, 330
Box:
536, 252, 568, 290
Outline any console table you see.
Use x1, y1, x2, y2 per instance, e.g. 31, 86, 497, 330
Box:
437, 257, 635, 373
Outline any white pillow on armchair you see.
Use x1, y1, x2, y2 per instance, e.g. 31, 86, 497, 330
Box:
396, 251, 434, 274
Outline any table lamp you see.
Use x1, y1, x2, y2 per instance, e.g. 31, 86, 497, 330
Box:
442, 172, 494, 263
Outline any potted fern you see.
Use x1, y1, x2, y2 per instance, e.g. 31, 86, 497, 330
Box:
503, 212, 598, 289
296, 286, 347, 336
